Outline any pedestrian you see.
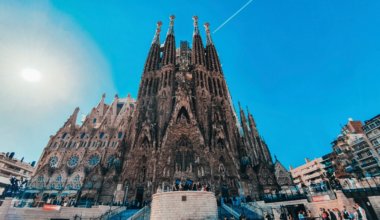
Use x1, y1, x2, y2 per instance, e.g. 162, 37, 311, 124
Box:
307, 210, 314, 220
328, 209, 337, 220
321, 208, 330, 220
334, 208, 342, 220
342, 206, 350, 220
355, 203, 366, 220
298, 211, 306, 220
280, 212, 287, 220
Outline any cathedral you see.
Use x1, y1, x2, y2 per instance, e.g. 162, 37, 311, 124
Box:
29, 16, 282, 206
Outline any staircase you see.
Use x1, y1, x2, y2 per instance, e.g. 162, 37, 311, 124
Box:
218, 201, 267, 220
127, 206, 150, 220
107, 209, 140, 220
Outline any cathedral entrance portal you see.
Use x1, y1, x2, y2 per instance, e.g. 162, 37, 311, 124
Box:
221, 184, 229, 199
135, 186, 144, 208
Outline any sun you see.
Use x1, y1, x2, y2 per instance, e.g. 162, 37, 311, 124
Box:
21, 68, 42, 82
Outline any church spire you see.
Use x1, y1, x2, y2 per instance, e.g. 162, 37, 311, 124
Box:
204, 22, 213, 45
61, 107, 79, 132
152, 21, 162, 45
162, 15, 176, 66
191, 16, 206, 66
193, 15, 200, 36
167, 15, 175, 36
247, 107, 259, 137
143, 21, 162, 73
238, 102, 249, 138
204, 22, 222, 73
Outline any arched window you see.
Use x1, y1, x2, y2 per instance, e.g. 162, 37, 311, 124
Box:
217, 138, 225, 149
176, 107, 190, 123
141, 136, 149, 148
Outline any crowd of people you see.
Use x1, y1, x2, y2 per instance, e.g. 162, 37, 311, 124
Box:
318, 204, 367, 220
157, 179, 212, 192
282, 203, 367, 220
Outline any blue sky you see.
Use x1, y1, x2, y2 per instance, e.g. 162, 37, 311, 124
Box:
1, 0, 379, 169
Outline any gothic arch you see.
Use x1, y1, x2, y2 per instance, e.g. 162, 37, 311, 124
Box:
141, 136, 150, 148
176, 107, 190, 124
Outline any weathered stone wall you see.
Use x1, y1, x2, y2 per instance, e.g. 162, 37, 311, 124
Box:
0, 198, 118, 220
369, 196, 380, 218
150, 191, 217, 220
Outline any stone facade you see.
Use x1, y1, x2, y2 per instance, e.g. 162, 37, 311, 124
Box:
29, 16, 280, 205
150, 191, 217, 220
29, 95, 136, 204
273, 158, 293, 189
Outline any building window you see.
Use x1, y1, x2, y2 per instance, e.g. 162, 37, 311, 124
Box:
67, 155, 79, 168
107, 155, 115, 167
49, 156, 58, 168
99, 132, 105, 139
37, 175, 44, 183
93, 118, 97, 123
88, 154, 100, 167
74, 175, 80, 182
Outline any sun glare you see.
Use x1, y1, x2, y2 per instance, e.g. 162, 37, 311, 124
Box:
21, 68, 41, 82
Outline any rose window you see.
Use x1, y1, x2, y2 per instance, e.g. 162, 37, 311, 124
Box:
67, 155, 79, 168
88, 154, 100, 167
49, 156, 58, 168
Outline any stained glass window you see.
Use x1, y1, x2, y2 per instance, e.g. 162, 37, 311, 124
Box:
67, 155, 79, 168
49, 156, 58, 168
107, 155, 115, 167
88, 154, 100, 167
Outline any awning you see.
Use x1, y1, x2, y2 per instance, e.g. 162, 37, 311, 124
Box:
24, 189, 40, 193
43, 190, 59, 195
61, 190, 78, 196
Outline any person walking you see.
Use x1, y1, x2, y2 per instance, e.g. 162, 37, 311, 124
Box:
355, 203, 367, 220
334, 208, 342, 220
342, 206, 350, 220
298, 211, 306, 220
321, 208, 330, 220
306, 210, 314, 220
328, 209, 337, 220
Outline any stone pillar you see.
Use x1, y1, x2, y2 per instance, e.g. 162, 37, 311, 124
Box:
113, 183, 125, 204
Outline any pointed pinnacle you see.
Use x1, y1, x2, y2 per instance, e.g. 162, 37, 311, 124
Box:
204, 22, 213, 45
167, 15, 175, 36
193, 16, 199, 36
152, 21, 162, 44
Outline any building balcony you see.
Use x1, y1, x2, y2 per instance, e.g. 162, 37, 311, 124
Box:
304, 172, 324, 181
0, 166, 30, 178
360, 160, 380, 169
0, 158, 34, 173
351, 137, 366, 146
356, 153, 374, 162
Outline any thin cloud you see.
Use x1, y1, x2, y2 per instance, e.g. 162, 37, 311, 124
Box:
213, 0, 254, 33
0, 1, 116, 162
